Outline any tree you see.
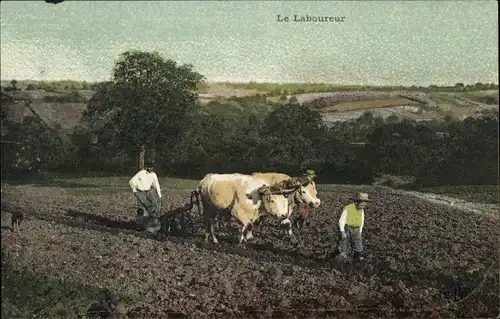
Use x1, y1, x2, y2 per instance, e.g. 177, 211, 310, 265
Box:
428, 85, 438, 92
454, 83, 464, 92
386, 114, 400, 124
10, 80, 17, 91
353, 111, 375, 141
86, 51, 204, 166
167, 114, 235, 176
260, 105, 326, 172
366, 120, 428, 176
2, 118, 66, 175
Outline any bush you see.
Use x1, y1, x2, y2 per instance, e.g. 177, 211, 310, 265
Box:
1, 119, 68, 179
3, 54, 498, 186
289, 95, 298, 104
42, 91, 87, 103
4, 107, 497, 187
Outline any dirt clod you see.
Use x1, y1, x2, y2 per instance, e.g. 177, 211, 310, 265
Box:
1, 184, 498, 318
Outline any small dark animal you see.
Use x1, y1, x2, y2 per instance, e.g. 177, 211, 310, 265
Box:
11, 211, 24, 231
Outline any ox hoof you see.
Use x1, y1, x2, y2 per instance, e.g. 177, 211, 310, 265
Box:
205, 239, 219, 245
245, 232, 255, 241
156, 232, 167, 241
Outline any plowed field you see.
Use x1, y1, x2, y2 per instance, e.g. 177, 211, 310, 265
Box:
1, 182, 498, 318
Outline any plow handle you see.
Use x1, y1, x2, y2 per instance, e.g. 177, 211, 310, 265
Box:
191, 190, 204, 219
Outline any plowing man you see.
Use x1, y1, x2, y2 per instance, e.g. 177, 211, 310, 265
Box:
129, 160, 162, 232
333, 192, 371, 262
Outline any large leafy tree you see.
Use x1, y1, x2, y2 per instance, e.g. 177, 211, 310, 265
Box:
85, 51, 204, 163
260, 104, 326, 172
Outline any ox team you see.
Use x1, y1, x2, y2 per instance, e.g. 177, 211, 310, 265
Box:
128, 166, 369, 262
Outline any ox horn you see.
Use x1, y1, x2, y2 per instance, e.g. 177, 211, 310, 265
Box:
257, 179, 305, 197
293, 176, 311, 187
279, 187, 299, 195
271, 180, 301, 195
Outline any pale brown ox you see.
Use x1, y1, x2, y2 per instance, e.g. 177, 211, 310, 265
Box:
250, 172, 321, 237
196, 173, 298, 244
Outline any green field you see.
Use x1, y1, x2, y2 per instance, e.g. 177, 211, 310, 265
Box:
198, 99, 277, 119
322, 97, 420, 112
4, 81, 498, 129
6, 80, 498, 96
3, 175, 497, 206
1, 176, 200, 197
2, 175, 372, 194
412, 185, 499, 204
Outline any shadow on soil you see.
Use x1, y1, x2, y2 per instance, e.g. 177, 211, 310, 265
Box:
66, 209, 142, 230
4, 205, 496, 318
7, 203, 336, 270
1, 249, 126, 318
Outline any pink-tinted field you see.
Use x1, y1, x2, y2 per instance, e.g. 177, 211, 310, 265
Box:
1, 183, 498, 318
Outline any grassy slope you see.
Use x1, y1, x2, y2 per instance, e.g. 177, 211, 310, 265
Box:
3, 176, 497, 205
198, 99, 276, 119
321, 97, 420, 112
4, 83, 498, 128
408, 185, 499, 205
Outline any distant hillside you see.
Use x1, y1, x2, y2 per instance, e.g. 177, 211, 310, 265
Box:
2, 82, 498, 132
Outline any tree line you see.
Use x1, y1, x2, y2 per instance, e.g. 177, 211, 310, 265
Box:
1, 51, 498, 187
4, 79, 499, 97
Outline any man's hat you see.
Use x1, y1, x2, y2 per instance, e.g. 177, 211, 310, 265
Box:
303, 169, 317, 178
350, 192, 371, 202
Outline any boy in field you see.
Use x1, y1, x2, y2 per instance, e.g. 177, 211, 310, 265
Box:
333, 192, 370, 261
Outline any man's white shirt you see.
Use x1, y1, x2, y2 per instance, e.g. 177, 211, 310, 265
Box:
129, 170, 162, 198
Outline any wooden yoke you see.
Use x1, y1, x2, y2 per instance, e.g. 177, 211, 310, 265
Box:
256, 177, 307, 197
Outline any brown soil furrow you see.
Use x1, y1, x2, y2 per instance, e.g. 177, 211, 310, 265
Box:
1, 184, 498, 318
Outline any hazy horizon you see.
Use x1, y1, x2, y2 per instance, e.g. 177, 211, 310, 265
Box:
1, 1, 498, 86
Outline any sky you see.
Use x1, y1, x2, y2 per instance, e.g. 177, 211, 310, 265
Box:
1, 1, 498, 86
